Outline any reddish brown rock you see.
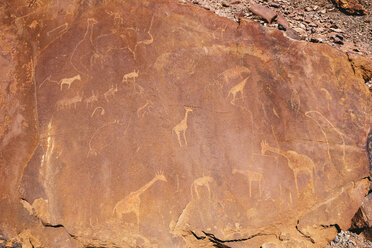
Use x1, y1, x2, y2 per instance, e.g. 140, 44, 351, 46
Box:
0, 0, 371, 247
331, 0, 366, 15
361, 194, 372, 227
347, 53, 372, 84
276, 14, 289, 30
285, 28, 302, 40
249, 4, 277, 23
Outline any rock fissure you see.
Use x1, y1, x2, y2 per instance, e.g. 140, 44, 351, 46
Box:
321, 224, 342, 233
191, 230, 278, 246
296, 220, 316, 244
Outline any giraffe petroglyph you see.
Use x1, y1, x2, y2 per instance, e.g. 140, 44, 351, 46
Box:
227, 77, 249, 105
172, 106, 193, 147
136, 100, 153, 118
232, 169, 263, 197
104, 84, 118, 102
113, 172, 167, 226
190, 176, 214, 199
59, 74, 81, 90
261, 140, 316, 196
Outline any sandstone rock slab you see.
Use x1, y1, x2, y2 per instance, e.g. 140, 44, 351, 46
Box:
0, 0, 371, 247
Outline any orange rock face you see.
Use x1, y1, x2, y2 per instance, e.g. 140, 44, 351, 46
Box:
0, 0, 371, 247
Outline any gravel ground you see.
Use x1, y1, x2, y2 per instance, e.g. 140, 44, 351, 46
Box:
327, 231, 372, 248
179, 0, 371, 55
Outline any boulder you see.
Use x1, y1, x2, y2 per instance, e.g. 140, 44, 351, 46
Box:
331, 0, 366, 15
249, 4, 277, 23
0, 0, 371, 247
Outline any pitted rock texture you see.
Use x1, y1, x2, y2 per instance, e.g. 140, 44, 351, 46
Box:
0, 0, 371, 247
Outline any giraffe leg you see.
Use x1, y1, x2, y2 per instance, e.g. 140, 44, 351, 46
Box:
258, 180, 262, 198
231, 92, 236, 105
249, 179, 252, 197
309, 169, 315, 193
227, 91, 231, 100
239, 90, 244, 102
294, 171, 299, 197
136, 212, 140, 226
183, 130, 187, 146
175, 131, 182, 147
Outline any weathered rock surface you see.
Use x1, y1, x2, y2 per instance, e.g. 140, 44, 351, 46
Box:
0, 0, 371, 247
331, 0, 366, 15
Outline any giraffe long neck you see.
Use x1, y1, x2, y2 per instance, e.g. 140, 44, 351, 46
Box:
235, 170, 250, 178
134, 177, 158, 196
184, 111, 189, 122
266, 146, 288, 159
241, 77, 248, 86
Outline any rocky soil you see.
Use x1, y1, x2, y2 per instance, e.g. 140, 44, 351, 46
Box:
327, 231, 372, 248
179, 0, 371, 55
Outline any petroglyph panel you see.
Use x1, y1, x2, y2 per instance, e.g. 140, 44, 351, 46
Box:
1, 0, 370, 248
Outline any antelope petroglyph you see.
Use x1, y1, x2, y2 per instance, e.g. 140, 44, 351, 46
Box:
56, 93, 83, 110
59, 74, 81, 90
122, 70, 139, 83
